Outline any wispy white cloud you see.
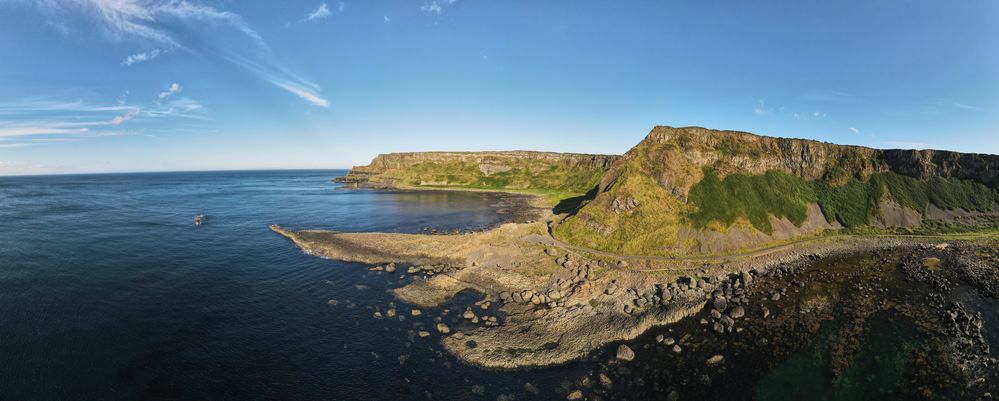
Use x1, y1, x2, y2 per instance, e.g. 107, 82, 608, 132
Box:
753, 100, 773, 116
419, 0, 460, 18
306, 3, 330, 21
20, 0, 328, 108
932, 98, 979, 110
122, 48, 162, 65
223, 54, 330, 108
273, 81, 330, 108
298, 2, 343, 24
109, 108, 139, 126
849, 127, 860, 134
420, 1, 443, 15
158, 82, 182, 100
0, 85, 209, 147
0, 127, 90, 138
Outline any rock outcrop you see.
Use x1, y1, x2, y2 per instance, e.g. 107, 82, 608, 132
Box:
554, 126, 999, 256
335, 151, 618, 195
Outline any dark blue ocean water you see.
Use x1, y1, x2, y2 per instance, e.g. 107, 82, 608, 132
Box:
0, 170, 581, 401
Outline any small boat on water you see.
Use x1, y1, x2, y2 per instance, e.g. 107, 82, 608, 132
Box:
193, 214, 206, 226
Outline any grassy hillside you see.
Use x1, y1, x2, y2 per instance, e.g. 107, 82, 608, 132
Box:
553, 126, 999, 255
343, 152, 617, 203
383, 160, 607, 199
690, 169, 997, 231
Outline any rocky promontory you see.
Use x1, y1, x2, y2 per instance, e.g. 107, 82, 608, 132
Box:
334, 151, 618, 197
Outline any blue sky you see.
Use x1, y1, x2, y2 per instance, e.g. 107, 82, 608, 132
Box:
0, 0, 996, 175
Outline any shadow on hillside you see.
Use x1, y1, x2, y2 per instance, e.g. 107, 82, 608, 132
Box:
552, 186, 599, 215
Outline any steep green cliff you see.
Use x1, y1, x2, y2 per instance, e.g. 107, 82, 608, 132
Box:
336, 151, 619, 201
554, 126, 999, 256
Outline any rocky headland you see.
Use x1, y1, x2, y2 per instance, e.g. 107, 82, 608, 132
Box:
275, 125, 999, 399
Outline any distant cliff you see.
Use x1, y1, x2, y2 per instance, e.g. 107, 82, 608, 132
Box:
335, 151, 619, 197
555, 126, 999, 256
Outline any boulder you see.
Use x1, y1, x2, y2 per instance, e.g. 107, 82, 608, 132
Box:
436, 323, 450, 334
616, 344, 635, 362
706, 354, 725, 365
713, 296, 728, 311
729, 305, 746, 319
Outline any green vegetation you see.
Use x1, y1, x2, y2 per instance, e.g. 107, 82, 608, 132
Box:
688, 168, 817, 233
553, 172, 684, 256
814, 179, 878, 227
374, 159, 609, 204
687, 168, 998, 231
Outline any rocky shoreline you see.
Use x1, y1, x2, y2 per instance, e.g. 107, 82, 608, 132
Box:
270, 195, 999, 378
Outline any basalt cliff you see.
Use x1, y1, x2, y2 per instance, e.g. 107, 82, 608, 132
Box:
335, 151, 618, 198
554, 126, 999, 255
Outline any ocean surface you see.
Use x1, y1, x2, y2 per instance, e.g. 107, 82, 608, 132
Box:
0, 170, 581, 401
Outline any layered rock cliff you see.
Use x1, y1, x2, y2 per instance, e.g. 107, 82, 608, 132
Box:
335, 151, 619, 196
555, 126, 999, 256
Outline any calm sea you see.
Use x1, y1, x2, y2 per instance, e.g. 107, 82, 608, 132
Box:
0, 170, 582, 401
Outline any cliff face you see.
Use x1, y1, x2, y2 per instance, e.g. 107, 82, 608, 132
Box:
555, 126, 999, 256
336, 151, 619, 196
881, 149, 999, 188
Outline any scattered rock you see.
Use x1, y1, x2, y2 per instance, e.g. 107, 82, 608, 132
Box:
567, 390, 583, 400
706, 354, 725, 365
436, 323, 450, 334
616, 344, 635, 362
729, 305, 745, 319
713, 296, 728, 311
599, 373, 613, 389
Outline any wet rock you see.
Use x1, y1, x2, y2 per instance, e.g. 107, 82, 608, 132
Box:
418, 330, 430, 338
663, 337, 675, 346
761, 306, 771, 318
385, 263, 396, 273
672, 345, 682, 353
567, 390, 583, 400
616, 344, 635, 362
463, 309, 475, 320
713, 322, 725, 334
411, 308, 422, 316
706, 354, 725, 365
436, 323, 450, 334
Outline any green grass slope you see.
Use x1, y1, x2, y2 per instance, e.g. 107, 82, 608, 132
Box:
553, 126, 999, 256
